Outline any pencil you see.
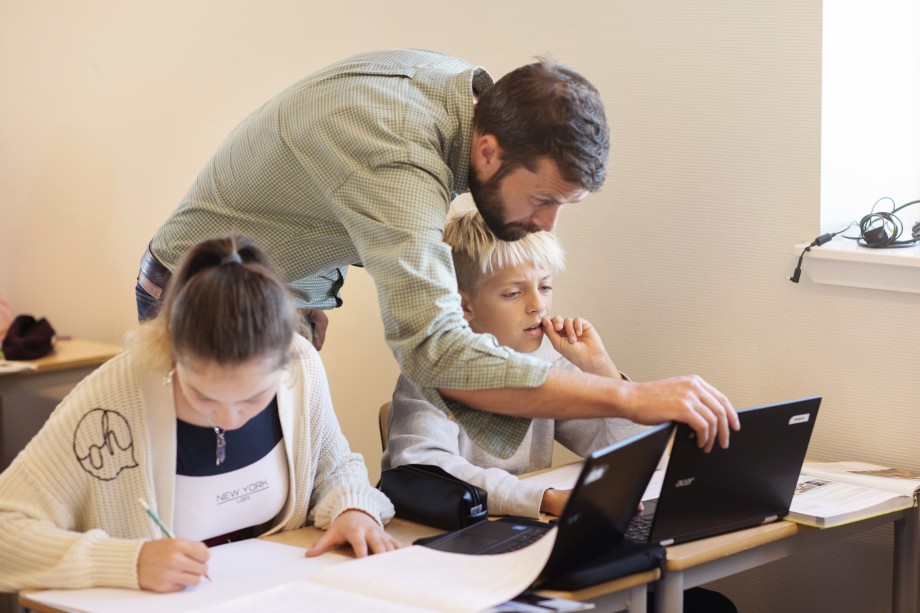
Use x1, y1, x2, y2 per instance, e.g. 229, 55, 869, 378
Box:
138, 498, 211, 582
138, 498, 174, 538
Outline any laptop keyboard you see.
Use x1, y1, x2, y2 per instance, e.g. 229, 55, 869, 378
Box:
493, 525, 550, 553
624, 514, 652, 543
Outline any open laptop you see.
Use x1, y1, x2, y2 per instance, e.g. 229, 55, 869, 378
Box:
417, 422, 675, 588
625, 396, 821, 547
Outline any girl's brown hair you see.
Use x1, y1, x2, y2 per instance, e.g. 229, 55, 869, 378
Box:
133, 236, 295, 368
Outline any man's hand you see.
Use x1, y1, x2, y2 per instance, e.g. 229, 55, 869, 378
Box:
541, 316, 619, 378
306, 510, 401, 558
137, 538, 210, 593
439, 367, 738, 452
622, 376, 739, 452
300, 309, 329, 350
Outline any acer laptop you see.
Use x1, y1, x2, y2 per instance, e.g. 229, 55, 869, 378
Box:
625, 396, 821, 547
417, 422, 675, 589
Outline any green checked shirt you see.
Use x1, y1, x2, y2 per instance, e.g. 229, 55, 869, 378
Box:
150, 49, 550, 458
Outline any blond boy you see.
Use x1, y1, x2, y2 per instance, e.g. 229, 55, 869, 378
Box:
382, 210, 647, 518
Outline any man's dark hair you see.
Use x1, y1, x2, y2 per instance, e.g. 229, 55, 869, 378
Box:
473, 58, 610, 191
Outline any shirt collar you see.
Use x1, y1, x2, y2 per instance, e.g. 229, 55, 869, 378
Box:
447, 66, 493, 198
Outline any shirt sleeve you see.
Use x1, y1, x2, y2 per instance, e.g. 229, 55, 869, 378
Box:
336, 160, 550, 458
550, 357, 650, 455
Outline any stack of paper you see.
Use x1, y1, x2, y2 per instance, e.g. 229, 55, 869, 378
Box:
26, 528, 559, 613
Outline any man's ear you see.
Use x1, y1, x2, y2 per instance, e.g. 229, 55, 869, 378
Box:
459, 291, 475, 323
470, 132, 503, 182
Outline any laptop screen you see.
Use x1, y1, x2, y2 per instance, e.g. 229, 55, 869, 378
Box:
539, 421, 674, 580
647, 396, 821, 546
419, 422, 675, 585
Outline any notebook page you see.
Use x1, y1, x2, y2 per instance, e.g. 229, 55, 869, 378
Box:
309, 528, 559, 613
189, 581, 442, 613
25, 539, 344, 613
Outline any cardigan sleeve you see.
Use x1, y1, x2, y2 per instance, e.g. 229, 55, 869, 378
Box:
0, 355, 154, 591
288, 338, 394, 529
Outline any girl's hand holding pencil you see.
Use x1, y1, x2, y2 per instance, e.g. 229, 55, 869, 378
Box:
136, 498, 211, 593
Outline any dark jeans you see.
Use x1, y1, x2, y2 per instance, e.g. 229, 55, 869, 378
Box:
135, 282, 161, 321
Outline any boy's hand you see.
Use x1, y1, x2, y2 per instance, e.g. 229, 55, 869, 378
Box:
541, 316, 621, 378
540, 488, 571, 517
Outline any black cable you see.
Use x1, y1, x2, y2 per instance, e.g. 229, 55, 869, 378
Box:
789, 197, 920, 284
843, 197, 920, 248
787, 223, 855, 283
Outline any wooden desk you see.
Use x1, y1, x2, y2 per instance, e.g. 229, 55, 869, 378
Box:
265, 518, 659, 613
1, 338, 121, 376
19, 507, 913, 613
18, 518, 657, 613
654, 506, 919, 613
0, 338, 121, 471
21, 438, 913, 612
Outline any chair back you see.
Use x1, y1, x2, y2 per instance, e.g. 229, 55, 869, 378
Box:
378, 401, 391, 451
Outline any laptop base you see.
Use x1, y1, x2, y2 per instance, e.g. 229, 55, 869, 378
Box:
539, 539, 666, 591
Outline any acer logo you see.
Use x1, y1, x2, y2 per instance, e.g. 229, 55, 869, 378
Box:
585, 465, 608, 485
675, 477, 695, 488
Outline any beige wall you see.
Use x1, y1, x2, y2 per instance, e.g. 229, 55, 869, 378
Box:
2, 2, 918, 611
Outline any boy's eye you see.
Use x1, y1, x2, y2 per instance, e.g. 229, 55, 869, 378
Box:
540, 285, 553, 292
503, 291, 521, 298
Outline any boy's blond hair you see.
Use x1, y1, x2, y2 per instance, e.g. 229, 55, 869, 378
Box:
444, 209, 565, 294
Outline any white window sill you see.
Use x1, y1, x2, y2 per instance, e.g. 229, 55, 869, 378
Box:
795, 237, 920, 294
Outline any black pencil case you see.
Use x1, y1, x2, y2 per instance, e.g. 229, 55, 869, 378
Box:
378, 464, 488, 531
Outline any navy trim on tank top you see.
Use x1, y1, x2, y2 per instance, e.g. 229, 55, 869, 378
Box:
177, 397, 282, 476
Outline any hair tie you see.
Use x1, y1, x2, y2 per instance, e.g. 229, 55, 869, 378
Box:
220, 252, 243, 265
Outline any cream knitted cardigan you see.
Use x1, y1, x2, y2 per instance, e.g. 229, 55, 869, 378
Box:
0, 334, 393, 591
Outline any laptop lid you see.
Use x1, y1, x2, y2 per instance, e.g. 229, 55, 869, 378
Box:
419, 422, 675, 583
538, 421, 674, 581
646, 396, 821, 546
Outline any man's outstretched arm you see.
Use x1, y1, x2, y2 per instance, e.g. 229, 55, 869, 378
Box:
439, 368, 739, 453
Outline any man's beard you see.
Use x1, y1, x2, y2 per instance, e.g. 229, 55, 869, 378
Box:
468, 167, 541, 241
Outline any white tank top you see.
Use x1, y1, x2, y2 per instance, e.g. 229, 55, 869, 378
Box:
173, 398, 289, 542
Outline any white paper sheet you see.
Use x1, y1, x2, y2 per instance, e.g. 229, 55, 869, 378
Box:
0, 359, 38, 374
27, 529, 558, 613
25, 539, 346, 613
520, 463, 583, 490
520, 462, 666, 503
802, 461, 920, 496
311, 529, 557, 613
641, 468, 665, 501
188, 581, 442, 613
